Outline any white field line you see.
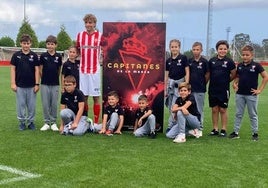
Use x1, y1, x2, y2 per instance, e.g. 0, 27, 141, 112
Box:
0, 165, 41, 185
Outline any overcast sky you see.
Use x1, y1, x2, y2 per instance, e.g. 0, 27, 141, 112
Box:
0, 0, 267, 52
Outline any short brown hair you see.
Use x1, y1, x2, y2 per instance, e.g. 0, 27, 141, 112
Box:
242, 45, 254, 52
138, 95, 148, 102
46, 35, 57, 44
64, 75, 76, 84
107, 91, 119, 99
83, 14, 97, 23
20, 34, 32, 43
216, 40, 229, 50
192, 42, 203, 49
179, 82, 191, 91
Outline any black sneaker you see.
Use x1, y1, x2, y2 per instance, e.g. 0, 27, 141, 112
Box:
252, 133, 258, 141
87, 127, 94, 133
61, 131, 67, 136
219, 129, 227, 137
19, 123, 26, 131
149, 131, 156, 139
28, 122, 36, 130
209, 129, 219, 136
229, 132, 239, 139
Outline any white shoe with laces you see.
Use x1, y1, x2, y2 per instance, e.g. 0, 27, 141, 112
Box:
173, 133, 186, 143
51, 123, 59, 131
40, 123, 50, 131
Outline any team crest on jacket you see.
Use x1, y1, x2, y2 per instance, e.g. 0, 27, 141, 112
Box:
197, 62, 203, 69
29, 55, 34, 61
222, 61, 228, 68
74, 96, 78, 102
177, 59, 182, 66
55, 56, 59, 63
250, 65, 256, 72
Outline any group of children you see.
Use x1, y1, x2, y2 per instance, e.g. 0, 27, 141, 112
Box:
10, 13, 157, 138
165, 39, 268, 143
10, 34, 63, 132
10, 13, 268, 142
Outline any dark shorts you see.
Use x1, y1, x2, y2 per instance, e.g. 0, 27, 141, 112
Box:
209, 95, 229, 108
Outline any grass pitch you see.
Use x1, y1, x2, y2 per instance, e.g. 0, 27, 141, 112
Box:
1, 66, 268, 188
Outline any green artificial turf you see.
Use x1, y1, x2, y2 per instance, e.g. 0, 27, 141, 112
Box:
1, 66, 268, 188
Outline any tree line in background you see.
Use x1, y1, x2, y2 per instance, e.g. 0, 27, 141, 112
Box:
0, 18, 73, 51
0, 19, 268, 61
183, 33, 268, 62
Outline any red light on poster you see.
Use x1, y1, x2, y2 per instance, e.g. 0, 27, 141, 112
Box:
102, 22, 166, 131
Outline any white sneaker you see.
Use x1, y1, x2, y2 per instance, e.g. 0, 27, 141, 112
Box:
51, 123, 59, 131
40, 123, 50, 131
173, 133, 186, 143
86, 117, 93, 125
188, 129, 202, 138
199, 130, 203, 137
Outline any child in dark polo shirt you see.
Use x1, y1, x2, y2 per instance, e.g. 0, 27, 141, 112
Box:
133, 95, 156, 138
39, 35, 62, 131
208, 40, 236, 137
10, 34, 40, 130
229, 45, 268, 141
188, 42, 209, 128
96, 91, 124, 136
171, 82, 202, 143
61, 46, 80, 93
165, 39, 189, 133
59, 75, 90, 136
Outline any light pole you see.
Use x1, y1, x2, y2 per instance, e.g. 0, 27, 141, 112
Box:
23, 0, 26, 20
161, 0, 164, 22
226, 27, 231, 44
206, 0, 213, 59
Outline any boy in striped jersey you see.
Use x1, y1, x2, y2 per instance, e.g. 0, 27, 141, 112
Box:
76, 13, 104, 125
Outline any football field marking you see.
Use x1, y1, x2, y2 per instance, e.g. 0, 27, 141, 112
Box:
0, 165, 41, 185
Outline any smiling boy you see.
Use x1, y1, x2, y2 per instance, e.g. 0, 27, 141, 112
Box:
97, 91, 124, 136
229, 45, 268, 141
171, 82, 202, 143
207, 40, 236, 137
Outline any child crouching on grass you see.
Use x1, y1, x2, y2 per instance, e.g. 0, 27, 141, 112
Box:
94, 91, 124, 136
59, 75, 90, 136
169, 82, 202, 143
133, 95, 156, 139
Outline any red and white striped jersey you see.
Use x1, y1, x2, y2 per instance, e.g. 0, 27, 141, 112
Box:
76, 30, 103, 74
